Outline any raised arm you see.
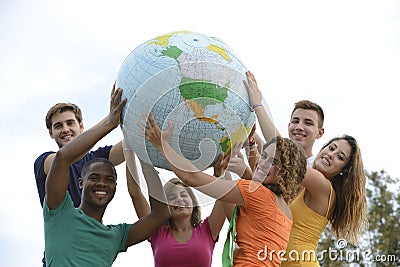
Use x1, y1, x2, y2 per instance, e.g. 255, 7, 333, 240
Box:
139, 112, 244, 205
45, 86, 126, 210
125, 158, 170, 247
244, 71, 281, 141
123, 141, 151, 218
109, 140, 125, 166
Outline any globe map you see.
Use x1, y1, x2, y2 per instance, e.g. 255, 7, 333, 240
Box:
117, 30, 255, 171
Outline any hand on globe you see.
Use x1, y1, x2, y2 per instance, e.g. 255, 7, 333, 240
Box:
138, 112, 173, 154
243, 70, 263, 109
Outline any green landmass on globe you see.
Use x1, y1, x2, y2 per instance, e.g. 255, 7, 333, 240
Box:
117, 30, 255, 171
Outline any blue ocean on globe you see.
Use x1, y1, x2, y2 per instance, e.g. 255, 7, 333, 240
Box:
116, 30, 255, 171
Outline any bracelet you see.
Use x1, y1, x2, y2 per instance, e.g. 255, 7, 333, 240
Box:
251, 103, 263, 110
248, 138, 255, 146
245, 146, 257, 152
214, 171, 226, 179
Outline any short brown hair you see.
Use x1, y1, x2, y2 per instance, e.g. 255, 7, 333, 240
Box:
291, 100, 324, 129
45, 103, 83, 129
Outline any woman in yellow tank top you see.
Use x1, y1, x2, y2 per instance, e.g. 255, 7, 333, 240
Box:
244, 71, 368, 267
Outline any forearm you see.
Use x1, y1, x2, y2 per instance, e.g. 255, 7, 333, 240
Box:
157, 143, 210, 187
57, 117, 116, 164
253, 106, 281, 140
126, 165, 151, 218
140, 161, 170, 219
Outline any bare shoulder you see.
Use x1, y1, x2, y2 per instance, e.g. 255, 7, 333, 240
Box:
43, 152, 56, 175
302, 167, 332, 198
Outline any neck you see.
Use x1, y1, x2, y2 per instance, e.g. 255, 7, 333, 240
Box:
172, 217, 193, 232
79, 204, 106, 223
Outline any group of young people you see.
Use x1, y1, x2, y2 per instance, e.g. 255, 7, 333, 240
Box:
34, 71, 367, 266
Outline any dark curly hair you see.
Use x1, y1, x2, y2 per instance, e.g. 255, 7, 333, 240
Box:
264, 136, 307, 204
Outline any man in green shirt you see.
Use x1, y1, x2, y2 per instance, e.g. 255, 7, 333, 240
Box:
43, 85, 170, 266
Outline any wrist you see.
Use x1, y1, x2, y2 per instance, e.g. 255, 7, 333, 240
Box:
251, 103, 263, 111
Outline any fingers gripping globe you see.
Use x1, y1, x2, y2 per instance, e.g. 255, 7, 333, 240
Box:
117, 30, 256, 171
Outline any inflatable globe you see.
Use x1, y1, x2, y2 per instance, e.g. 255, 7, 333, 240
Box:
117, 30, 255, 171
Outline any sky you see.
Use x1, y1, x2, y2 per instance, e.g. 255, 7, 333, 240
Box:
1, 0, 400, 266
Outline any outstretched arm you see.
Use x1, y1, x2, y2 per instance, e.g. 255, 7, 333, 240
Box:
244, 71, 281, 141
123, 141, 151, 218
139, 112, 244, 205
45, 85, 127, 210
126, 159, 170, 247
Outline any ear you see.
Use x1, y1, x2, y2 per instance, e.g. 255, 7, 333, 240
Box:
79, 177, 83, 189
49, 129, 55, 139
316, 128, 325, 139
79, 122, 84, 133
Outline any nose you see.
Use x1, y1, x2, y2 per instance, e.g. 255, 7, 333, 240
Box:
61, 123, 70, 133
295, 123, 303, 131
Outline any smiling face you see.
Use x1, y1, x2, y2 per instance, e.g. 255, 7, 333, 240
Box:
288, 108, 323, 157
314, 139, 351, 179
252, 143, 278, 185
80, 161, 117, 208
166, 185, 194, 220
49, 110, 84, 148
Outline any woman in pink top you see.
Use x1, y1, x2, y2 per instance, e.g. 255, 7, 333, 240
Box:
139, 112, 307, 267
125, 146, 227, 267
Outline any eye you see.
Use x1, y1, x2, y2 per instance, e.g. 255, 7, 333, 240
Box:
106, 177, 115, 183
181, 192, 189, 198
337, 154, 344, 161
53, 123, 62, 129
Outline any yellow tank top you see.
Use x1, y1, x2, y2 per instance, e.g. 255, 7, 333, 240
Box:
280, 185, 333, 267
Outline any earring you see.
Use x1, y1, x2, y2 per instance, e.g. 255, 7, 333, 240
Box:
339, 172, 343, 176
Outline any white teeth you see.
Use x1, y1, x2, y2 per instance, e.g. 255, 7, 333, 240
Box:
322, 157, 330, 166
95, 191, 106, 195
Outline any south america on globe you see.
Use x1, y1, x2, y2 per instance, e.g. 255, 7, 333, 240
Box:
117, 30, 256, 171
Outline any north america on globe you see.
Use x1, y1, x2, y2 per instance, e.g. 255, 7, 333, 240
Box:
116, 30, 255, 171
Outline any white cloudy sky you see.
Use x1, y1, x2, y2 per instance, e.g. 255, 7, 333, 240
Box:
1, 0, 399, 266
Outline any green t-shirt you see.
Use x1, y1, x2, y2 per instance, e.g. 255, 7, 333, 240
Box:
43, 193, 131, 266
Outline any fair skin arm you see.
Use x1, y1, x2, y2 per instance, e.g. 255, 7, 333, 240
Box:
139, 112, 244, 206
244, 71, 281, 140
123, 140, 152, 218
302, 167, 336, 216
46, 87, 127, 210
245, 71, 334, 216
109, 140, 125, 166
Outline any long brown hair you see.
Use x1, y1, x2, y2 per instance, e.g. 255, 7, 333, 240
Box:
163, 178, 202, 230
321, 135, 367, 244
